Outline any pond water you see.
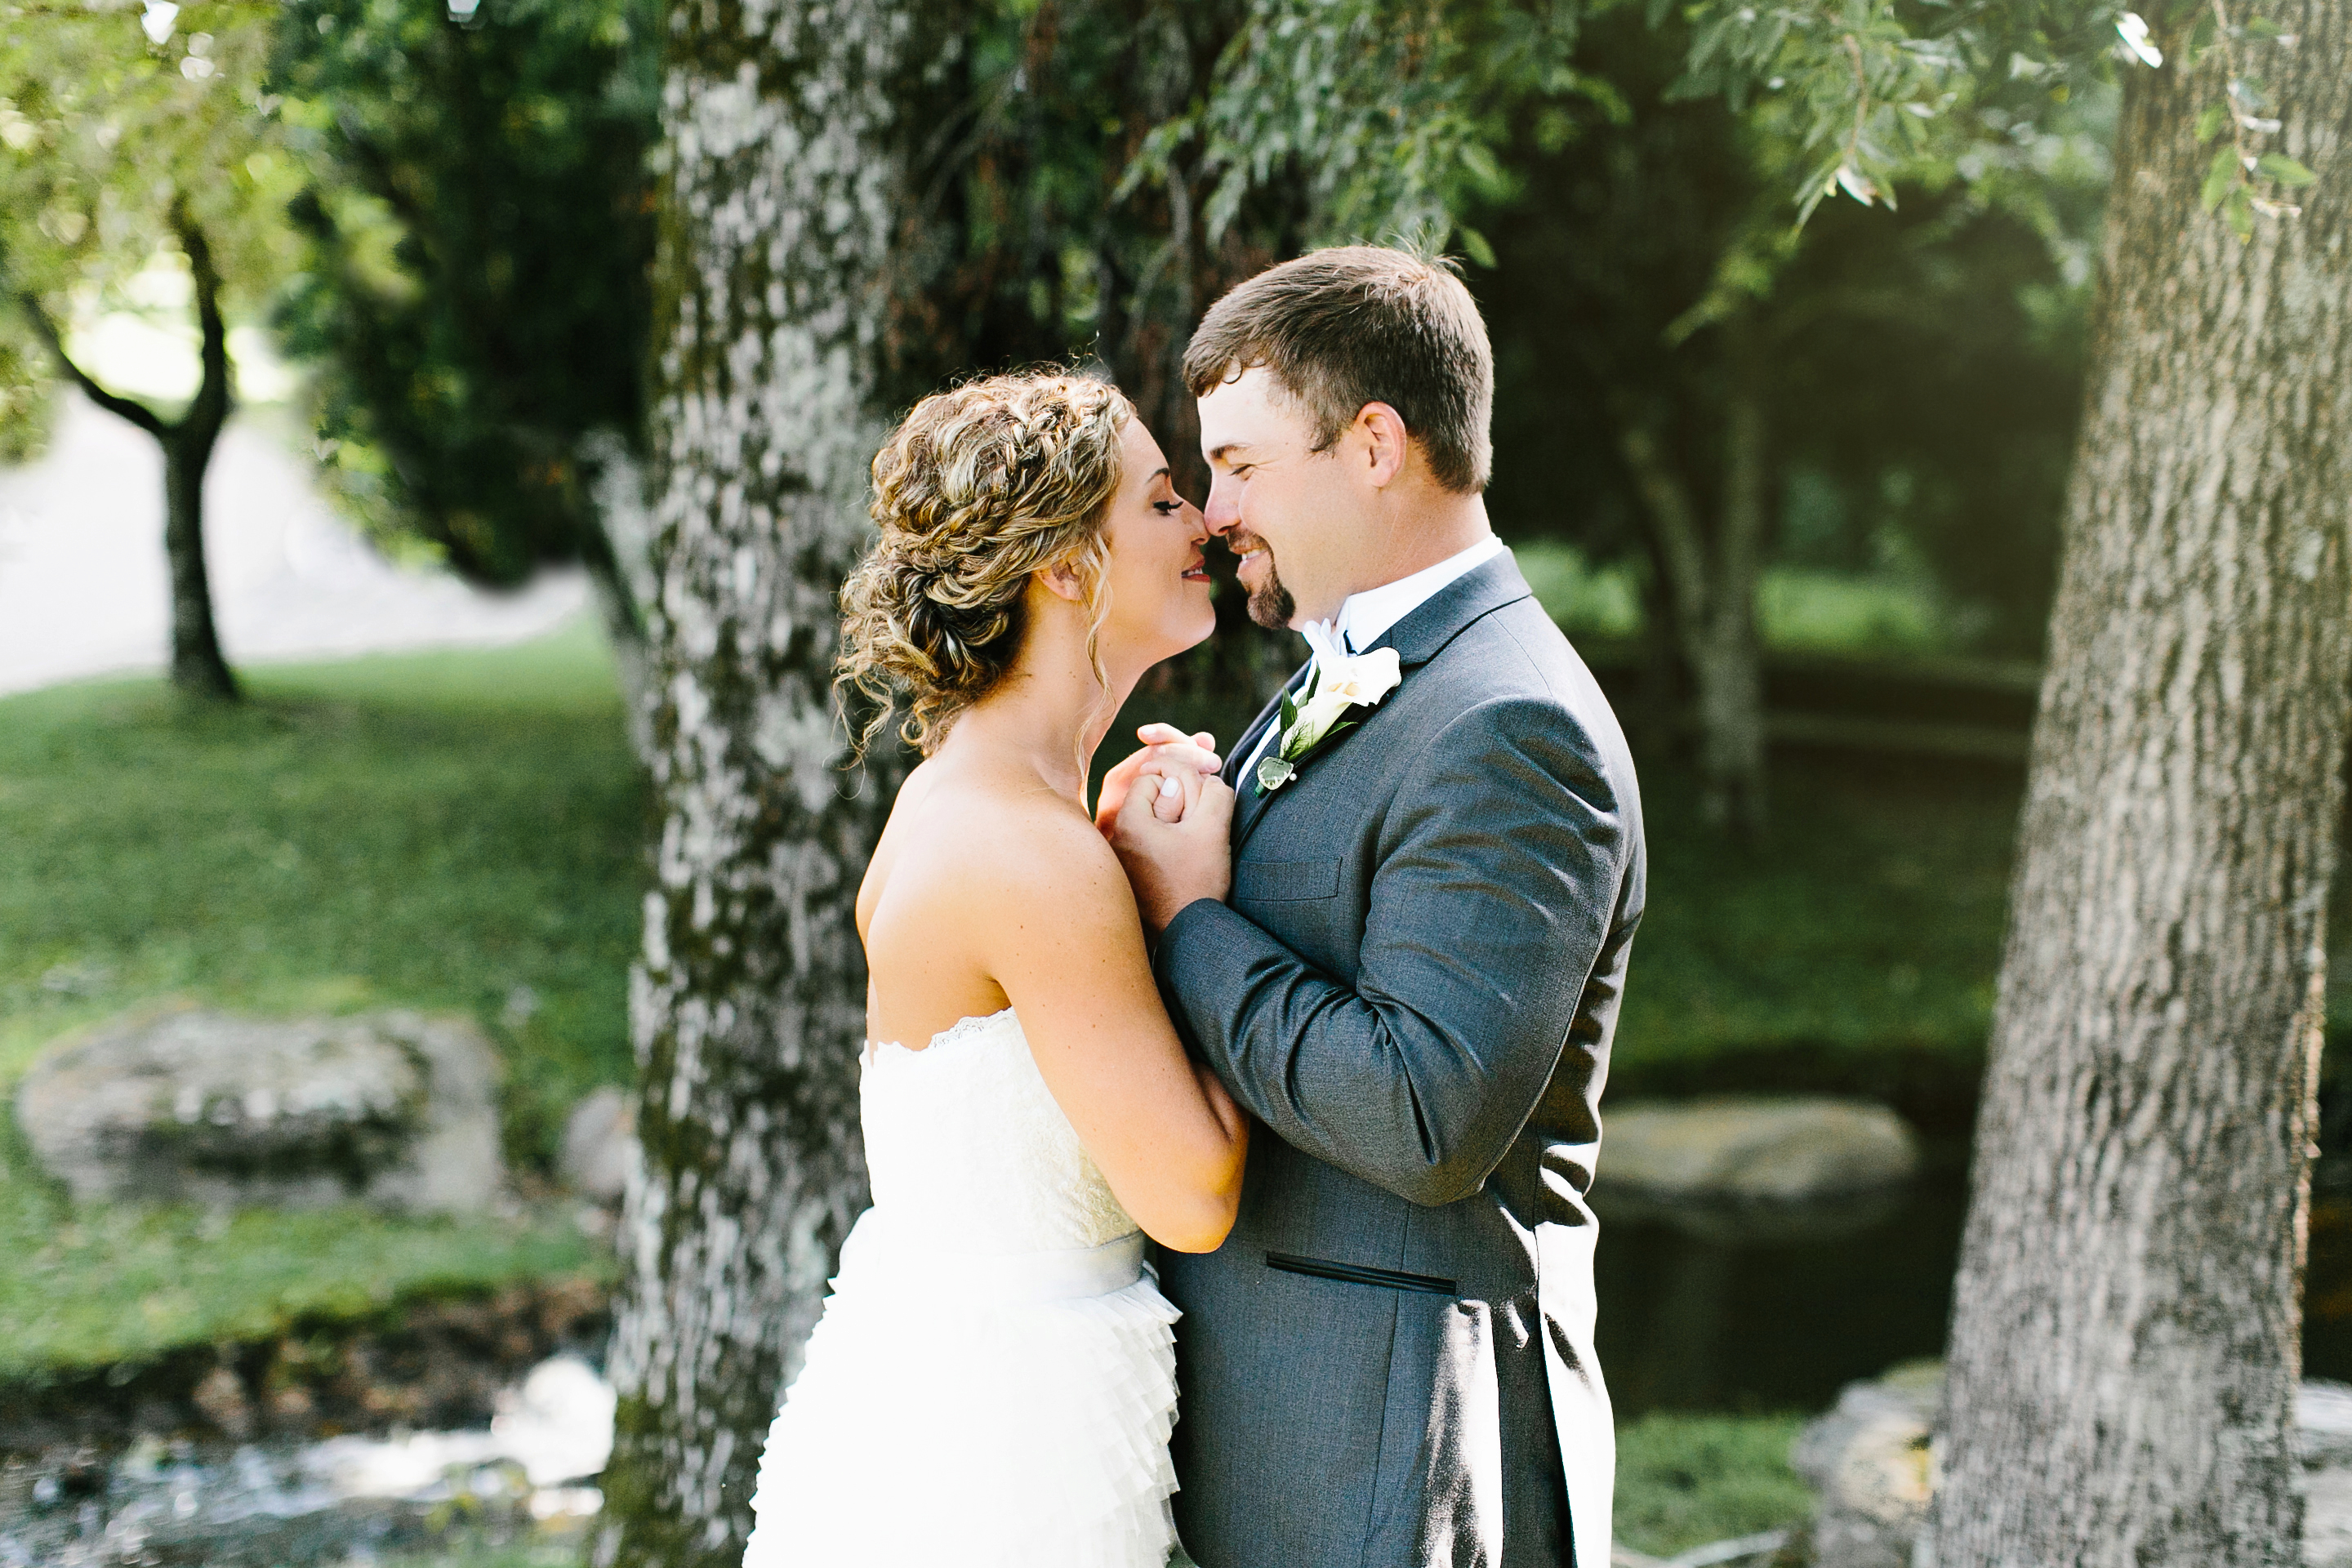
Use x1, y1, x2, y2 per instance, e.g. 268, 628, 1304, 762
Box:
1595, 1143, 2352, 1419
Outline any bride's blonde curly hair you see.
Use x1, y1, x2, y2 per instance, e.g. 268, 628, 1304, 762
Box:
837, 372, 1133, 756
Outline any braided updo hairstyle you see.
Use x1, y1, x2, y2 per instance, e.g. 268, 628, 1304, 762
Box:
837, 372, 1134, 756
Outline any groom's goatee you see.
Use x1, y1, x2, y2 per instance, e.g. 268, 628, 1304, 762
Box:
1232, 535, 1295, 628
1250, 577, 1296, 630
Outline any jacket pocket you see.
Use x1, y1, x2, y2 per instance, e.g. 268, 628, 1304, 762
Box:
1266, 1251, 1459, 1295
1232, 858, 1340, 902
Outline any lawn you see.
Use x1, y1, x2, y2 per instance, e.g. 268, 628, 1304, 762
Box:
1614, 1410, 1815, 1555
0, 620, 639, 1380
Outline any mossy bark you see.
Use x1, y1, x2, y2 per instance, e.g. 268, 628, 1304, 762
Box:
590, 3, 949, 1562
1927, 3, 2352, 1561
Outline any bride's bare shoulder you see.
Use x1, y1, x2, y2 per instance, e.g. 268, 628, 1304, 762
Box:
867, 755, 1125, 922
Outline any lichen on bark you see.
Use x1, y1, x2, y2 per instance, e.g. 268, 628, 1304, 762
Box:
591, 3, 944, 1562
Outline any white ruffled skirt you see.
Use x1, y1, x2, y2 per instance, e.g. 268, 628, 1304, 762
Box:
742, 1209, 1183, 1568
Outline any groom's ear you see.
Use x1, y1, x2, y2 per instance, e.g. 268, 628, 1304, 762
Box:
1353, 401, 1412, 489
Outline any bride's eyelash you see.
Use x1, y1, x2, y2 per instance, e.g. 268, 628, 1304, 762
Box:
1154, 500, 1182, 514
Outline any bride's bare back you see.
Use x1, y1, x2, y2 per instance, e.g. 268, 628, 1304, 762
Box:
858, 743, 1245, 1253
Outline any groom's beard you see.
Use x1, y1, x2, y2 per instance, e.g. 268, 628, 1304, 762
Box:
1232, 534, 1296, 630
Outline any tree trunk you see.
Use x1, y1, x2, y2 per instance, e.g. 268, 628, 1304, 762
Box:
1925, 4, 2352, 1561
161, 428, 235, 702
165, 207, 236, 702
1696, 323, 1766, 832
590, 3, 946, 1563
1610, 337, 1770, 835
578, 428, 657, 766
15, 206, 240, 701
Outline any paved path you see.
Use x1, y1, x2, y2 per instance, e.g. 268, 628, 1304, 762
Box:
0, 399, 588, 697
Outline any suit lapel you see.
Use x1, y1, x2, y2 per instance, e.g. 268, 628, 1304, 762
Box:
1228, 554, 1535, 858
1227, 662, 1313, 845
1223, 666, 1307, 790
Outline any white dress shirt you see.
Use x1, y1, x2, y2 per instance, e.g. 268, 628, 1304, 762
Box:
1242, 535, 1509, 777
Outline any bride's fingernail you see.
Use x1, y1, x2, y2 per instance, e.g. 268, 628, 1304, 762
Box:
1160, 777, 1181, 799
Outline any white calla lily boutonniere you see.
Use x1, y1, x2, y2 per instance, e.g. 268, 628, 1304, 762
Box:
1255, 621, 1403, 795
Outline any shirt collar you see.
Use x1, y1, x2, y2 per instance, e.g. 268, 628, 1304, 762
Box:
1327, 536, 1508, 653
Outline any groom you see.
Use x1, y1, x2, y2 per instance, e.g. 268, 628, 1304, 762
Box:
1112, 247, 1645, 1568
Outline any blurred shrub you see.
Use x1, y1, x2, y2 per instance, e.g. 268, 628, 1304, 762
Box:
1756, 569, 1949, 658
271, 0, 658, 591
1517, 539, 1646, 641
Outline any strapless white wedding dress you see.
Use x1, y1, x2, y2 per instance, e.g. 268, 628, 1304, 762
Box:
742, 1008, 1183, 1568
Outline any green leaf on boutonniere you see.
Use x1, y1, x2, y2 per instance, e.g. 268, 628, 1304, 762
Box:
1256, 754, 1295, 792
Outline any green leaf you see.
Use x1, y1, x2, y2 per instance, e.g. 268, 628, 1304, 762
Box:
2195, 105, 2229, 143
1457, 225, 1497, 269
2256, 153, 2317, 187
2222, 185, 2256, 241
2201, 143, 2240, 212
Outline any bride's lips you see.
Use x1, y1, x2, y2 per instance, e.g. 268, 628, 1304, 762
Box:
1181, 555, 1211, 583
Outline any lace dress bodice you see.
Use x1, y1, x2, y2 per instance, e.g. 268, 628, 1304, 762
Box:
861, 1009, 1139, 1254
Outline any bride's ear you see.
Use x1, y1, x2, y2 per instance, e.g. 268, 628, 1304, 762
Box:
1036, 555, 1089, 604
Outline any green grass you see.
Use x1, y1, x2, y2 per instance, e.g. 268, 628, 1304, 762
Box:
1757, 568, 1952, 657
1515, 539, 1971, 662
1613, 1411, 1813, 1556
1613, 751, 2019, 1076
0, 619, 639, 1377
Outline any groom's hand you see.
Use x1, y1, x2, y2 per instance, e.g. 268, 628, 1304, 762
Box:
1110, 764, 1234, 939
1095, 723, 1220, 839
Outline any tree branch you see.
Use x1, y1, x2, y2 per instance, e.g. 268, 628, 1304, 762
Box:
11, 284, 170, 439
173, 198, 234, 448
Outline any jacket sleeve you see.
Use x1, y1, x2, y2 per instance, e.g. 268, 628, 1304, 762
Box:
1153, 693, 1637, 1208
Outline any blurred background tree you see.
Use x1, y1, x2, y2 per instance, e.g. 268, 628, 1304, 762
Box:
269, 0, 663, 714
0, 0, 304, 700
1477, 6, 2104, 828
0, 318, 55, 463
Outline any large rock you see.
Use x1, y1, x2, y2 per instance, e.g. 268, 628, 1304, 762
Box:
2304, 1383, 2352, 1568
1790, 1362, 1941, 1568
1793, 1365, 2352, 1568
1602, 1098, 1921, 1206
15, 1005, 504, 1214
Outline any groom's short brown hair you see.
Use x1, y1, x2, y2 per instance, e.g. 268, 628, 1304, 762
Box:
1183, 245, 1493, 495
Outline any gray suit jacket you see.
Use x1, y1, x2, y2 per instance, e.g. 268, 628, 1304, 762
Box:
1154, 554, 1644, 1568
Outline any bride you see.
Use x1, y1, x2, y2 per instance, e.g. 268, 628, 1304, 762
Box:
741, 372, 1250, 1568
